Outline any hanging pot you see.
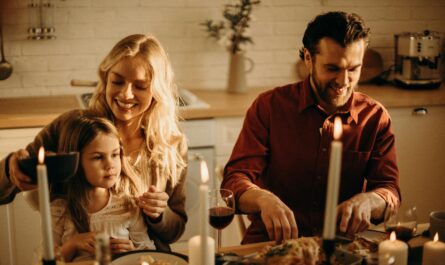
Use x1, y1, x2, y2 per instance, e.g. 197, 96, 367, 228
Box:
0, 6, 13, 80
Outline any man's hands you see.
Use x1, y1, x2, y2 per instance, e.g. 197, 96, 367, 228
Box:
8, 149, 36, 191
239, 189, 298, 243
336, 192, 386, 236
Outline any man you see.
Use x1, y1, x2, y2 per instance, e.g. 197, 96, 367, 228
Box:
221, 11, 401, 244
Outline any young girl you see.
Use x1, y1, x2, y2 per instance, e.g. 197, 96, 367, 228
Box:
51, 113, 155, 262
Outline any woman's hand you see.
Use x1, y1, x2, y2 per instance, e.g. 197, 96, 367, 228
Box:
138, 185, 169, 220
110, 238, 135, 254
8, 149, 36, 191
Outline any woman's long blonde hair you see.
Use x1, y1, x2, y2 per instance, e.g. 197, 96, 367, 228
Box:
89, 34, 187, 186
58, 113, 140, 233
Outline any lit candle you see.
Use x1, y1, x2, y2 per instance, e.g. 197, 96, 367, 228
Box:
37, 147, 55, 262
188, 160, 215, 265
422, 233, 445, 265
378, 231, 408, 265
323, 116, 343, 240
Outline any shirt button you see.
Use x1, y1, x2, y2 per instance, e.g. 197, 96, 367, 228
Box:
316, 175, 321, 181
322, 148, 327, 152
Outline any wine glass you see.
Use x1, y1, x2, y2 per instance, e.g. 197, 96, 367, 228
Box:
384, 205, 417, 241
208, 188, 235, 252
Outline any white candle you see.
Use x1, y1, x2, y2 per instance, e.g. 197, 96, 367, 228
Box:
422, 233, 445, 265
188, 235, 215, 265
323, 117, 343, 240
378, 232, 408, 265
187, 160, 215, 265
200, 160, 209, 264
37, 147, 55, 261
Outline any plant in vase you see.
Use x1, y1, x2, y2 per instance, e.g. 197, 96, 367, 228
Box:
201, 0, 260, 93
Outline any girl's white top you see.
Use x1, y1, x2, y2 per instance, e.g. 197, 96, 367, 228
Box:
51, 193, 155, 261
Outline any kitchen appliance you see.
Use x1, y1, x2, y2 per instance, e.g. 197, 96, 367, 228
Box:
394, 30, 442, 89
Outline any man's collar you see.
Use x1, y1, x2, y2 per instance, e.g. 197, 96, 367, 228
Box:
297, 77, 317, 113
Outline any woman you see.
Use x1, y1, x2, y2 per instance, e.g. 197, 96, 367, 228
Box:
0, 34, 188, 251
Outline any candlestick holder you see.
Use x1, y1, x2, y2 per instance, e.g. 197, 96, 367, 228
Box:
322, 239, 335, 265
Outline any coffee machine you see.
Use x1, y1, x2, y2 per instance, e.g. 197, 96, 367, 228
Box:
394, 30, 442, 89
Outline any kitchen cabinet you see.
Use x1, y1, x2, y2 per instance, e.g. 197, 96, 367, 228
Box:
215, 117, 244, 170
0, 127, 43, 265
388, 105, 445, 223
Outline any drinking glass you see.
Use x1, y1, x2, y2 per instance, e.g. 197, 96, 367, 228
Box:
208, 188, 235, 252
384, 205, 417, 241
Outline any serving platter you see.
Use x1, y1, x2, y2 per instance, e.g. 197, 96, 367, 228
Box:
112, 250, 188, 265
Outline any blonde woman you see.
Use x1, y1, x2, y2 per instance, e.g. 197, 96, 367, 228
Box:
1, 34, 188, 250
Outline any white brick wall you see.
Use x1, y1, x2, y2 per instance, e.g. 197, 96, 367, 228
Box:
1, 0, 445, 97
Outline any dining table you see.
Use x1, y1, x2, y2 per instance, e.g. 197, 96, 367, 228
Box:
56, 223, 431, 265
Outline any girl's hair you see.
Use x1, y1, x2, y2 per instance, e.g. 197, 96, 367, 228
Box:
88, 34, 187, 186
58, 112, 140, 233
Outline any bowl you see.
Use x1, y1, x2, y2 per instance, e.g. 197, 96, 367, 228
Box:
17, 152, 79, 184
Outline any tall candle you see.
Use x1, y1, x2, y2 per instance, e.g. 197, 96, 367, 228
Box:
422, 233, 445, 265
188, 160, 214, 265
37, 147, 55, 261
378, 232, 408, 265
200, 160, 209, 264
323, 117, 343, 240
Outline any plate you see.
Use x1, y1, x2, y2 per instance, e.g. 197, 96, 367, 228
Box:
112, 250, 188, 265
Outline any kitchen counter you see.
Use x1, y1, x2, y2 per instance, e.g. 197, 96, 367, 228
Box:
1, 83, 445, 129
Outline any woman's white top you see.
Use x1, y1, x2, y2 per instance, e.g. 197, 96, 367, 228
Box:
51, 193, 155, 261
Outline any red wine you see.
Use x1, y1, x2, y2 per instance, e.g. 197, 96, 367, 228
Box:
385, 226, 415, 241
209, 206, 235, 229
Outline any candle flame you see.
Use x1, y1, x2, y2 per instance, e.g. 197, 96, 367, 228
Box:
390, 231, 396, 241
38, 146, 45, 164
200, 160, 209, 183
333, 117, 342, 140
434, 232, 439, 242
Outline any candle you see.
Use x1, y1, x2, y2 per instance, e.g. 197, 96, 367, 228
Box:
188, 235, 215, 265
378, 232, 408, 265
200, 160, 209, 263
188, 160, 214, 265
323, 116, 343, 240
422, 233, 445, 265
37, 147, 55, 262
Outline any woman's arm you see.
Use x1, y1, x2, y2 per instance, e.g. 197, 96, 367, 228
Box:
0, 109, 83, 204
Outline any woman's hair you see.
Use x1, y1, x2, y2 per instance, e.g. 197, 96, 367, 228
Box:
88, 34, 187, 186
299, 11, 370, 60
57, 112, 140, 233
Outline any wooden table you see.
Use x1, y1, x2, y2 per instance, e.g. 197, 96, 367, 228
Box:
59, 224, 432, 265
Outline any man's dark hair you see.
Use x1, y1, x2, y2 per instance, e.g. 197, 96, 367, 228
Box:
298, 11, 370, 60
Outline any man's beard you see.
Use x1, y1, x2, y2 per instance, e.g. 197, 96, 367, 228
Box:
311, 67, 354, 108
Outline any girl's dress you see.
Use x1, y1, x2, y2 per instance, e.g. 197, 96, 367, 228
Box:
51, 193, 155, 261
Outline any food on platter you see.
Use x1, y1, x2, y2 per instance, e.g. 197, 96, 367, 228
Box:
223, 236, 363, 265
139, 254, 172, 265
346, 236, 379, 256
258, 237, 321, 265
